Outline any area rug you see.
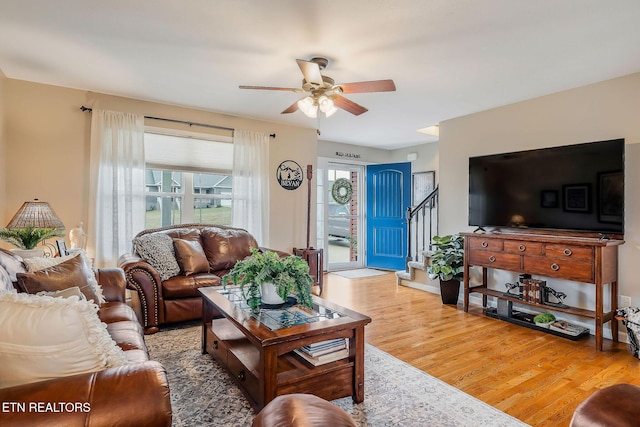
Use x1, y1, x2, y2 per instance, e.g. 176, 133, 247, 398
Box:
330, 268, 389, 279
146, 324, 528, 427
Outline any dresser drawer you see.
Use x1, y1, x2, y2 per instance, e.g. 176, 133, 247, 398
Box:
468, 250, 521, 270
467, 237, 503, 251
523, 256, 594, 283
227, 345, 260, 405
504, 240, 543, 255
206, 327, 228, 364
545, 244, 594, 261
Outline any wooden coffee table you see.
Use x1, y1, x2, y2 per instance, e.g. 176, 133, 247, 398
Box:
199, 287, 371, 410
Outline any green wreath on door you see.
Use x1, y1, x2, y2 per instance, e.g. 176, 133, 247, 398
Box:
331, 178, 353, 205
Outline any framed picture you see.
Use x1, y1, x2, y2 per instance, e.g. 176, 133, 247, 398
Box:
56, 240, 68, 257
563, 184, 591, 213
540, 190, 559, 208
412, 171, 436, 205
598, 171, 623, 224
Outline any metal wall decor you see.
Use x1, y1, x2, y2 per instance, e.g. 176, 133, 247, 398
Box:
331, 178, 353, 205
276, 160, 303, 190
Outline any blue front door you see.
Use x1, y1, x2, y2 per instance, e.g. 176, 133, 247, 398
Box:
366, 162, 411, 270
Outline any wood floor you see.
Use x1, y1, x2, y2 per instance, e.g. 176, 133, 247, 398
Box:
319, 271, 640, 427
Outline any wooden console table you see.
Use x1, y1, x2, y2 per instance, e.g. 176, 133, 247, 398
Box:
462, 232, 623, 351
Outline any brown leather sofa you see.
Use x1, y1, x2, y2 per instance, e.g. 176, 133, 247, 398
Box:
0, 267, 172, 427
252, 394, 356, 427
119, 224, 282, 334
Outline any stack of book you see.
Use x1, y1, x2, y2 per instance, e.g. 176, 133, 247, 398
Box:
294, 338, 349, 366
521, 278, 546, 303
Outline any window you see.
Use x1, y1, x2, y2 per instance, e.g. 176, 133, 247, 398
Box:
144, 130, 233, 228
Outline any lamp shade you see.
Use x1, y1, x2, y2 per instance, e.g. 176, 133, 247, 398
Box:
6, 200, 65, 229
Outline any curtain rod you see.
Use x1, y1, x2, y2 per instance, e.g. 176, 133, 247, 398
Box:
80, 106, 276, 138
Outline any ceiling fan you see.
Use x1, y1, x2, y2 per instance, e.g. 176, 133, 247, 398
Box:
239, 57, 396, 118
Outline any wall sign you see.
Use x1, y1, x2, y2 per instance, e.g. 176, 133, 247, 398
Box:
276, 160, 303, 190
335, 151, 361, 159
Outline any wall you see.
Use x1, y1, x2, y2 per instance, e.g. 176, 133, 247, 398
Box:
0, 70, 6, 226
438, 72, 640, 336
389, 142, 439, 180
3, 79, 317, 257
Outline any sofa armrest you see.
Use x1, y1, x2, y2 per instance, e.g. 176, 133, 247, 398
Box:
119, 254, 164, 334
0, 361, 172, 427
95, 268, 126, 303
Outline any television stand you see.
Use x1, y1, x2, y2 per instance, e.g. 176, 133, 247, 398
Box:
462, 231, 623, 351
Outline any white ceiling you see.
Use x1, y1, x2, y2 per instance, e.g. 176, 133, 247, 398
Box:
2, 0, 640, 149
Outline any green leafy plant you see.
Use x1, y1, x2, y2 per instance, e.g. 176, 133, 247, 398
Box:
0, 226, 64, 250
534, 312, 556, 324
427, 234, 465, 282
222, 248, 314, 312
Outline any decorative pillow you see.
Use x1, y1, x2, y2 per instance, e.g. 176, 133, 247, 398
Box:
22, 252, 105, 304
0, 291, 128, 388
38, 286, 86, 300
133, 233, 181, 281
0, 266, 14, 292
173, 238, 209, 276
0, 247, 26, 283
16, 254, 102, 303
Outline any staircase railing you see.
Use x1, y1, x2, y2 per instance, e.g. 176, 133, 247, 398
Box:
405, 186, 439, 271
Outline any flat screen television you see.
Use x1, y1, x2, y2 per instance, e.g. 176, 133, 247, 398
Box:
468, 138, 624, 236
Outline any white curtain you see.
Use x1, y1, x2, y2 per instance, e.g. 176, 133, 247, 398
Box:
231, 130, 269, 245
87, 109, 145, 267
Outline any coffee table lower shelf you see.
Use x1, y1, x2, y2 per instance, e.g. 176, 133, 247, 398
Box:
204, 318, 355, 410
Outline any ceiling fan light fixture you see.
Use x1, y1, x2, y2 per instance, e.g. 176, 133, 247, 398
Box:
318, 95, 334, 113
324, 105, 338, 117
297, 96, 314, 113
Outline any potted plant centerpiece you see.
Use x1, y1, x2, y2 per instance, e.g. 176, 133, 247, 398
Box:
223, 248, 314, 313
427, 234, 465, 304
0, 226, 64, 258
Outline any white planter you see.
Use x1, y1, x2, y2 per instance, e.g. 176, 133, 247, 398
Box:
260, 282, 285, 305
535, 321, 554, 329
10, 249, 45, 259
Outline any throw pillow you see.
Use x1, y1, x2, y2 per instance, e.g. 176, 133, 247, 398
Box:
38, 286, 86, 300
0, 291, 128, 388
0, 266, 14, 292
0, 247, 27, 283
133, 233, 181, 281
23, 252, 105, 304
173, 238, 209, 276
16, 254, 101, 303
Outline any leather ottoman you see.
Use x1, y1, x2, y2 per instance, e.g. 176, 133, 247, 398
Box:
252, 394, 356, 427
570, 383, 640, 427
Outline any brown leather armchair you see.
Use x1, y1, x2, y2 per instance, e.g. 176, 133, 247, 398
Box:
119, 224, 283, 334
0, 268, 172, 427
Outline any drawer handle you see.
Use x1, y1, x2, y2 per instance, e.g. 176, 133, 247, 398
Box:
237, 370, 245, 381
550, 263, 560, 271
213, 341, 219, 350
563, 248, 572, 256
481, 241, 488, 248
488, 256, 496, 263
518, 245, 526, 252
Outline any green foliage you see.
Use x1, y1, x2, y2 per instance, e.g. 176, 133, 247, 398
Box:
222, 248, 314, 312
0, 226, 64, 250
534, 312, 556, 324
427, 234, 465, 282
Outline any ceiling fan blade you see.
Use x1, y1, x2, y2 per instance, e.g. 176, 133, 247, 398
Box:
239, 85, 300, 92
281, 101, 299, 114
333, 95, 368, 116
338, 79, 396, 94
296, 59, 323, 85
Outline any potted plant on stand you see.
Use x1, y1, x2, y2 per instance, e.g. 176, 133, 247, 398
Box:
223, 248, 314, 313
0, 226, 64, 258
427, 234, 465, 304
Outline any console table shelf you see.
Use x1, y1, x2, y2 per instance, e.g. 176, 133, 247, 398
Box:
462, 232, 623, 351
469, 286, 597, 318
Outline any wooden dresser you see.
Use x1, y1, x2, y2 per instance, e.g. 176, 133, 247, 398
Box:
462, 231, 623, 351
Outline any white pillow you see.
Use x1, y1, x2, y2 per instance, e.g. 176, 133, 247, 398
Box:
23, 252, 105, 304
0, 267, 14, 292
0, 291, 128, 388
37, 286, 86, 300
